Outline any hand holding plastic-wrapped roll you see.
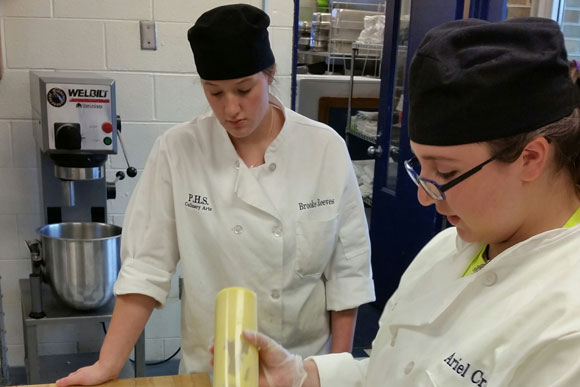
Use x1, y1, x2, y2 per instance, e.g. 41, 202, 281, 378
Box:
214, 287, 258, 387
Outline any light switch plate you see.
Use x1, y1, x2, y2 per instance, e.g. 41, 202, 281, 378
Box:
140, 20, 157, 50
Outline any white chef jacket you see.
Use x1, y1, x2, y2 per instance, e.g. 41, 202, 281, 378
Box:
313, 224, 580, 386
113, 95, 375, 374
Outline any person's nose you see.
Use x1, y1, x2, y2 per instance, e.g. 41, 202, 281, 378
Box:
417, 185, 436, 207
224, 93, 241, 117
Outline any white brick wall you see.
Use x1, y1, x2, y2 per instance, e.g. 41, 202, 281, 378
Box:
0, 0, 293, 369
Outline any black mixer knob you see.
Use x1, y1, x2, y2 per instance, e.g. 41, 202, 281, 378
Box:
54, 122, 82, 150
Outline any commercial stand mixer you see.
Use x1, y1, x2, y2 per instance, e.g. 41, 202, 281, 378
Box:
20, 73, 143, 384
27, 72, 135, 313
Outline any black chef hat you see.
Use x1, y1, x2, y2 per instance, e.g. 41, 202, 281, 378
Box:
187, 4, 276, 81
409, 17, 580, 146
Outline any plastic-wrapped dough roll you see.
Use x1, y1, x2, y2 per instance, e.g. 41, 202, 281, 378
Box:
213, 287, 258, 387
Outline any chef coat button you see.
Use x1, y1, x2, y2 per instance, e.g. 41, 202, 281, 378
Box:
233, 224, 243, 234
272, 225, 283, 237
483, 272, 497, 286
269, 163, 277, 171
404, 361, 414, 375
271, 289, 280, 299
235, 160, 241, 169
390, 331, 398, 347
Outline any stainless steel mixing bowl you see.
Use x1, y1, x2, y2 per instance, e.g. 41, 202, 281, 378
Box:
37, 222, 122, 310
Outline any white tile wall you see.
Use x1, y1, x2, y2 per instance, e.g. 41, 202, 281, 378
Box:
0, 0, 293, 368
147, 298, 181, 340
0, 121, 12, 167
105, 21, 194, 73
113, 73, 156, 122
0, 215, 19, 259
5, 19, 107, 70
53, 0, 152, 20
273, 75, 293, 108
0, 0, 52, 18
0, 168, 40, 214
110, 214, 124, 227
0, 71, 34, 119
0, 261, 31, 301
267, 1, 295, 27
154, 74, 207, 122
11, 120, 38, 168
153, 0, 262, 23
270, 27, 294, 76
17, 213, 44, 258
3, 302, 23, 345
111, 122, 164, 169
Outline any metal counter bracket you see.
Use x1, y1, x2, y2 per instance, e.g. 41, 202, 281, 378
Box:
19, 279, 145, 384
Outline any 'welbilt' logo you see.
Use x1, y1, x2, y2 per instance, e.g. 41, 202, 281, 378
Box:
68, 88, 110, 103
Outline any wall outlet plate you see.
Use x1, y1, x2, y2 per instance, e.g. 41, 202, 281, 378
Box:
140, 20, 157, 50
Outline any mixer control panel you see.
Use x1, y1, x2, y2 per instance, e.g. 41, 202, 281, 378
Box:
54, 122, 82, 150
31, 73, 117, 154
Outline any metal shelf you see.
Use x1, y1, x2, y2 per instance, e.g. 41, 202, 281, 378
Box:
363, 196, 373, 207
352, 42, 383, 51
347, 126, 377, 144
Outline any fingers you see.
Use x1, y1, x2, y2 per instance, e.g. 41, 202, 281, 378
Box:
56, 368, 83, 386
54, 364, 112, 387
242, 330, 272, 350
55, 373, 80, 387
242, 330, 288, 366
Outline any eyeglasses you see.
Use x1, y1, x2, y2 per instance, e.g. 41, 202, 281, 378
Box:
404, 156, 495, 201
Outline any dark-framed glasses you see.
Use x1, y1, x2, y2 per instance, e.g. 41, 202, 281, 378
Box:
404, 156, 495, 201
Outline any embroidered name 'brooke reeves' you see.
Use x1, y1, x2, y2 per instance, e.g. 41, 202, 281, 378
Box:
444, 353, 488, 387
298, 198, 335, 211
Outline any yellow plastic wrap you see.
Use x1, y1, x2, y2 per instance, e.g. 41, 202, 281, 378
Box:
213, 287, 258, 387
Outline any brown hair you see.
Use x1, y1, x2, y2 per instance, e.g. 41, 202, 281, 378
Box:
487, 108, 580, 191
262, 64, 276, 82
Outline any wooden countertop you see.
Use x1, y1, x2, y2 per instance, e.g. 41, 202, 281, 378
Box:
15, 374, 211, 387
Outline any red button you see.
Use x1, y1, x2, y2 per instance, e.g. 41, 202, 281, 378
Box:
102, 122, 113, 133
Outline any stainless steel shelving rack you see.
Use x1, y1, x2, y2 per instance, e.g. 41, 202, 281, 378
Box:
346, 42, 383, 134
345, 42, 383, 208
327, 2, 385, 74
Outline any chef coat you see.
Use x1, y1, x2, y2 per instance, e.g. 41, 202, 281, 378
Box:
313, 224, 580, 386
113, 95, 375, 374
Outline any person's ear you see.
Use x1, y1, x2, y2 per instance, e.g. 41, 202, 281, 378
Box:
519, 137, 550, 182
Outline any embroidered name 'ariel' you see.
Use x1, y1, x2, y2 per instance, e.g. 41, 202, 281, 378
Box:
444, 352, 488, 387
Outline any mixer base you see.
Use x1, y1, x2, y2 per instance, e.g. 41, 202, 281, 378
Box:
19, 279, 145, 384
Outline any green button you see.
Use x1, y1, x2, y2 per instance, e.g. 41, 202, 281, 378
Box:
103, 137, 112, 146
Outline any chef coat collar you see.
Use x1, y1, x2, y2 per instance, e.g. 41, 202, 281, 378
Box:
229, 94, 286, 219
388, 226, 580, 329
263, 93, 288, 160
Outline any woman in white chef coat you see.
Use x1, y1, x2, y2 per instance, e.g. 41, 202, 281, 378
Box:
241, 17, 580, 387
55, 4, 375, 386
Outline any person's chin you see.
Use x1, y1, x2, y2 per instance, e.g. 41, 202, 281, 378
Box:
455, 226, 479, 243
226, 126, 251, 138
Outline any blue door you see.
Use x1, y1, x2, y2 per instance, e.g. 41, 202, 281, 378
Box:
369, 0, 507, 307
